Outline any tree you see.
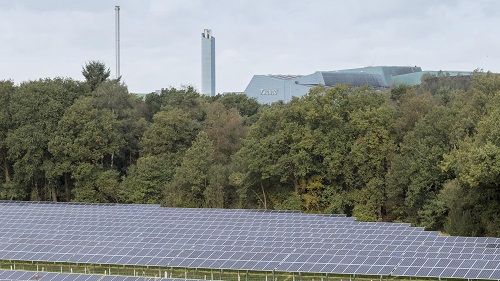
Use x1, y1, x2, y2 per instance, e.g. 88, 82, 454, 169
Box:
235, 85, 353, 211
203, 164, 230, 208
82, 60, 111, 91
386, 106, 455, 227
203, 102, 247, 164
0, 80, 15, 199
120, 155, 177, 204
345, 91, 396, 221
140, 108, 200, 157
209, 93, 260, 122
91, 80, 148, 171
7, 78, 85, 201
163, 131, 215, 207
441, 74, 500, 235
236, 100, 313, 199
121, 106, 201, 204
48, 96, 124, 202
144, 86, 205, 121
391, 88, 434, 143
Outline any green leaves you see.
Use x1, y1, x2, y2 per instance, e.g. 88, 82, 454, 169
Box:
163, 131, 215, 207
6, 78, 86, 200
120, 156, 176, 204
140, 108, 200, 157
0, 80, 15, 199
81, 60, 111, 91
236, 85, 395, 217
3, 66, 500, 238
51, 97, 121, 162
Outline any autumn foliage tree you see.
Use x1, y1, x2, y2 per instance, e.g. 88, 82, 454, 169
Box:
1, 64, 499, 237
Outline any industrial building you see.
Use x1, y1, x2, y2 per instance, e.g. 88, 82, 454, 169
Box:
201, 29, 216, 96
243, 66, 471, 104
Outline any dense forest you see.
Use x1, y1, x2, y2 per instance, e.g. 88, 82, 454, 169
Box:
1, 62, 499, 237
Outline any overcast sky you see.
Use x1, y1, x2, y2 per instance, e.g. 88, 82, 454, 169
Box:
1, 0, 499, 94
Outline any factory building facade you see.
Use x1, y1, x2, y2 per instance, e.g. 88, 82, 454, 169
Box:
244, 66, 470, 104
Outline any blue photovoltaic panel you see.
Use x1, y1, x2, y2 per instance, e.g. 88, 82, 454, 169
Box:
0, 270, 207, 281
1, 201, 500, 280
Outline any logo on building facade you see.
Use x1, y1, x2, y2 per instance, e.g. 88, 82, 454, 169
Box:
260, 89, 279, 95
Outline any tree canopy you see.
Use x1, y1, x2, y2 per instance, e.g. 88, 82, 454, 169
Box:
1, 66, 499, 237
81, 60, 111, 91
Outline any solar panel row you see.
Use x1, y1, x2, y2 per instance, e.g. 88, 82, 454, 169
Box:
0, 270, 205, 281
0, 201, 499, 280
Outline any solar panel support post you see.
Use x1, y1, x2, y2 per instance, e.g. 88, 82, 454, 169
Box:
246, 270, 249, 281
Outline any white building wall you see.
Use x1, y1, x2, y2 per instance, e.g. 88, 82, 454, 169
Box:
244, 75, 313, 104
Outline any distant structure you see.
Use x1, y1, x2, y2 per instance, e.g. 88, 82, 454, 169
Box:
201, 29, 216, 96
244, 66, 471, 104
115, 6, 120, 78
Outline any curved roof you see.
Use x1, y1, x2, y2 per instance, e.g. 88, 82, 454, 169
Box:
320, 72, 387, 87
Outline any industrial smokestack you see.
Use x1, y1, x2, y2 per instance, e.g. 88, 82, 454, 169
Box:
201, 29, 215, 96
115, 6, 120, 78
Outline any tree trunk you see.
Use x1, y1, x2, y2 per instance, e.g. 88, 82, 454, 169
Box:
261, 182, 267, 210
51, 185, 57, 202
64, 173, 71, 201
2, 158, 11, 197
293, 176, 299, 194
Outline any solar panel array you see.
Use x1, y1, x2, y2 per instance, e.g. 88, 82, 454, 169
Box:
1, 201, 500, 280
0, 270, 206, 281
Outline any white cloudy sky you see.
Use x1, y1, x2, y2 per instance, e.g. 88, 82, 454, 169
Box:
0, 0, 499, 94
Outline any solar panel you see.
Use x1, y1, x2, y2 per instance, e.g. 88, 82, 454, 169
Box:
1, 201, 500, 280
0, 270, 209, 281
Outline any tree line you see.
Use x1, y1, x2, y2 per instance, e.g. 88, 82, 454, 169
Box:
1, 63, 499, 237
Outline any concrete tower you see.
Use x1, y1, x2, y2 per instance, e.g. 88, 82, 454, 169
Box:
201, 29, 215, 96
